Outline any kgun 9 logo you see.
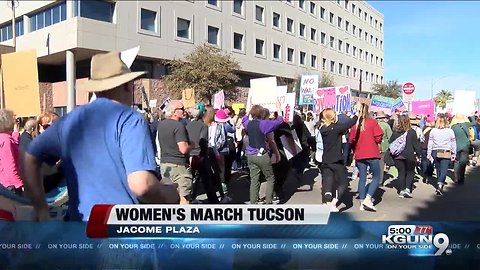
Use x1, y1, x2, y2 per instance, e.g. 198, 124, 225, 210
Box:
382, 225, 450, 256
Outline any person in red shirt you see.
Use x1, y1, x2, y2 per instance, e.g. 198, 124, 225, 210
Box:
350, 104, 384, 211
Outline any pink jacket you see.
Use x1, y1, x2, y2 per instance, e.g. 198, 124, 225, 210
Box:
0, 132, 23, 189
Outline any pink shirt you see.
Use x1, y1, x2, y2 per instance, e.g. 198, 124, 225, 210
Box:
0, 132, 23, 189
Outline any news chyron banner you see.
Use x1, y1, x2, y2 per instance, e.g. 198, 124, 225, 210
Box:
86, 205, 330, 238
0, 205, 479, 269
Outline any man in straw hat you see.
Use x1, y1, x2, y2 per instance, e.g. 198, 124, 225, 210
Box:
24, 51, 179, 221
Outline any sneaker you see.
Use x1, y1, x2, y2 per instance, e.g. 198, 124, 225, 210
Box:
435, 184, 444, 196
221, 183, 228, 193
360, 204, 365, 211
361, 200, 377, 212
272, 196, 280, 204
257, 199, 265, 205
399, 190, 407, 198
404, 189, 413, 198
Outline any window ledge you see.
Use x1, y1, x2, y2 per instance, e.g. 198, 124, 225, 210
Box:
232, 49, 246, 55
138, 29, 161, 38
175, 36, 193, 44
255, 54, 267, 60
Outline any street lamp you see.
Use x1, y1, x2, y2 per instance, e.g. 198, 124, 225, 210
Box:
430, 75, 450, 99
7, 0, 19, 51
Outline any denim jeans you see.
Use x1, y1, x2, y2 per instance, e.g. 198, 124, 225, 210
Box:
454, 148, 470, 183
432, 150, 451, 185
356, 158, 381, 200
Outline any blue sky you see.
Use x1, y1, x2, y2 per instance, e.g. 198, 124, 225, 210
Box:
369, 1, 480, 100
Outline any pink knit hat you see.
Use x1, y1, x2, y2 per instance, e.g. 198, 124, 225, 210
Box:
215, 109, 229, 123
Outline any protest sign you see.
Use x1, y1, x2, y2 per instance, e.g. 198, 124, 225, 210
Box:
277, 85, 287, 115
182, 88, 196, 108
335, 85, 351, 113
284, 93, 296, 122
1, 49, 41, 117
411, 100, 435, 116
149, 99, 157, 108
120, 46, 140, 68
370, 95, 396, 114
445, 100, 454, 114
247, 77, 278, 111
453, 90, 476, 116
313, 87, 335, 114
392, 98, 406, 112
299, 75, 318, 105
213, 90, 225, 109
159, 97, 172, 111
232, 103, 245, 114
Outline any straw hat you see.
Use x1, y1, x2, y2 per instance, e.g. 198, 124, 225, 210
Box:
375, 111, 388, 119
450, 113, 470, 126
77, 51, 146, 92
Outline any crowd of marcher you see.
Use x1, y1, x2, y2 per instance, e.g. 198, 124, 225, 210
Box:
0, 50, 478, 221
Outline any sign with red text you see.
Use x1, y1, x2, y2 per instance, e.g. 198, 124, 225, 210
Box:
299, 75, 319, 105
284, 93, 296, 122
402, 82, 415, 101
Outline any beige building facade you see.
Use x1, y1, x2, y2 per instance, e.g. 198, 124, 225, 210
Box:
0, 0, 384, 111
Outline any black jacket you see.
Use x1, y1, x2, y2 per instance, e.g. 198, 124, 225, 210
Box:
389, 128, 421, 162
320, 116, 358, 164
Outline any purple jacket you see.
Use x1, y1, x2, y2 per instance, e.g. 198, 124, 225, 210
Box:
242, 116, 283, 155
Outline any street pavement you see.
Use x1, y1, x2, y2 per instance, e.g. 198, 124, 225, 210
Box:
223, 163, 480, 221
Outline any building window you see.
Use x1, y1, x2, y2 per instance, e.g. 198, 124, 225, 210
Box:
233, 0, 243, 15
273, 43, 281, 60
353, 46, 357, 57
140, 8, 157, 32
346, 43, 350, 54
299, 23, 306, 37
54, 107, 67, 117
358, 8, 362, 17
0, 19, 24, 42
380, 40, 383, 49
370, 54, 374, 63
329, 12, 334, 24
352, 25, 356, 35
376, 75, 379, 83
299, 51, 306, 65
329, 36, 334, 48
321, 32, 326, 44
376, 38, 379, 47
286, 18, 294, 33
273, 12, 280, 28
351, 3, 356, 13
353, 68, 357, 78
371, 73, 374, 82
310, 28, 317, 42
338, 40, 343, 51
345, 21, 349, 32
287, 48, 294, 62
380, 23, 383, 32
375, 19, 378, 29
346, 65, 351, 76
359, 28, 362, 39
255, 5, 264, 23
255, 38, 264, 55
364, 12, 368, 21
365, 71, 369, 81
286, 0, 292, 4
299, 0, 305, 9
337, 16, 342, 28
311, 55, 317, 68
233, 32, 244, 50
365, 32, 368, 41
345, 0, 349, 8
310, 2, 316, 15
322, 58, 327, 70
376, 56, 379, 65
370, 34, 373, 44
330, 61, 335, 73
370, 16, 373, 25
207, 26, 219, 45
381, 76, 384, 83
75, 0, 115, 23
31, 1, 67, 32
176, 18, 191, 39
359, 49, 363, 60
320, 7, 325, 19
365, 51, 368, 61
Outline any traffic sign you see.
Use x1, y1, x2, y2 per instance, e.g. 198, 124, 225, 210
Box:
402, 82, 415, 95
402, 82, 415, 101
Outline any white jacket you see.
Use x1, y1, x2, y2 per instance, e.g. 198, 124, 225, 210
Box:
314, 128, 324, 163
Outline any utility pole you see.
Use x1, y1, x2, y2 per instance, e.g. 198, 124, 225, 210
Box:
8, 0, 19, 51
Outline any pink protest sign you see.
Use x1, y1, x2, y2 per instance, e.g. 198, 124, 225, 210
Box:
412, 100, 435, 117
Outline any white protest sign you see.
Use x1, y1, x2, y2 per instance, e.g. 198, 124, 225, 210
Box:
159, 97, 172, 111
453, 90, 476, 116
299, 75, 318, 105
277, 85, 288, 116
213, 90, 225, 109
149, 99, 157, 108
247, 77, 278, 111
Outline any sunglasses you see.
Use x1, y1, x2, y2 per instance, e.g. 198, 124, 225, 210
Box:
175, 107, 185, 112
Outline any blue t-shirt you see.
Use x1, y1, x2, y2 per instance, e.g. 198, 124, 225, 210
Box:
27, 98, 157, 221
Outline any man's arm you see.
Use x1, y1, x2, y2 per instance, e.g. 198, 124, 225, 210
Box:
23, 153, 49, 221
176, 124, 192, 154
128, 171, 179, 204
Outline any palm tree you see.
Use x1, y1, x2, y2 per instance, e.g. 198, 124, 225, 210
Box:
434, 90, 453, 109
371, 80, 402, 98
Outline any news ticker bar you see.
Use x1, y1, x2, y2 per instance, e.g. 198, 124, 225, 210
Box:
86, 204, 331, 238
1, 240, 480, 254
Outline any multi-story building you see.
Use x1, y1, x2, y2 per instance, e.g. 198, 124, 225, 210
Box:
0, 0, 384, 112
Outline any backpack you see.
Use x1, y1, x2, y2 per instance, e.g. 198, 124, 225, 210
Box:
389, 132, 408, 156
468, 126, 478, 142
214, 123, 228, 152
